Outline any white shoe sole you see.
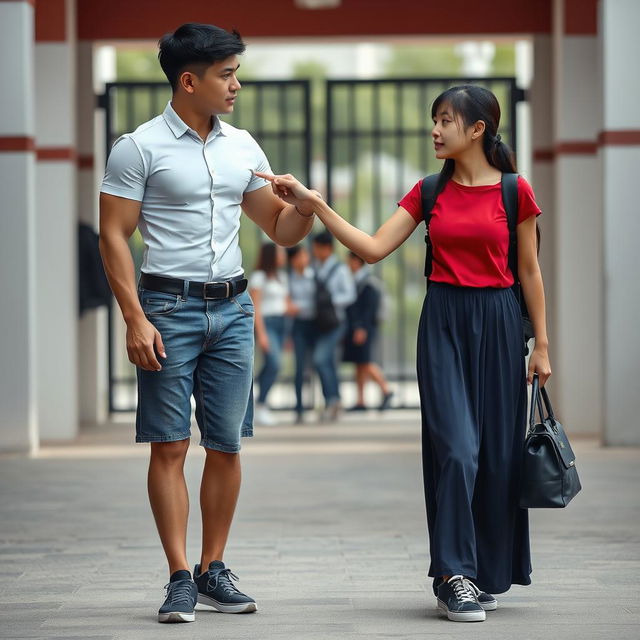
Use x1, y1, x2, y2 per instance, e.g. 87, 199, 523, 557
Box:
437, 599, 486, 622
479, 600, 498, 611
197, 594, 257, 614
158, 611, 195, 623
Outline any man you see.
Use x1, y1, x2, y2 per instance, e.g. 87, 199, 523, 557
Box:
310, 231, 356, 421
99, 23, 315, 624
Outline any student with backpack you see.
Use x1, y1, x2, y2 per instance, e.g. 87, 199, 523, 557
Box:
257, 84, 551, 622
311, 231, 356, 422
343, 251, 394, 412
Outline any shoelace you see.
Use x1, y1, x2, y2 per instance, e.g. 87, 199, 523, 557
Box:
163, 580, 194, 606
206, 568, 242, 596
466, 580, 484, 598
448, 575, 477, 605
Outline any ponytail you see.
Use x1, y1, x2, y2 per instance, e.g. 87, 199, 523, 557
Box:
486, 133, 517, 173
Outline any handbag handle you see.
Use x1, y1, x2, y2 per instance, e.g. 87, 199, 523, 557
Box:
528, 374, 558, 433
528, 374, 542, 431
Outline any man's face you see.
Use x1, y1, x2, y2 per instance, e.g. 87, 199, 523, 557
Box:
312, 243, 332, 262
187, 55, 242, 115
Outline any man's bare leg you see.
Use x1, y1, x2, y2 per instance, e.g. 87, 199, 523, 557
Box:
148, 439, 191, 575
199, 450, 242, 569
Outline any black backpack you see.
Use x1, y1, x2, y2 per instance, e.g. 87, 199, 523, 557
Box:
314, 261, 341, 333
421, 172, 535, 352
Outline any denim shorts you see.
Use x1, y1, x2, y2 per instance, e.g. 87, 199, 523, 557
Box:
135, 286, 255, 452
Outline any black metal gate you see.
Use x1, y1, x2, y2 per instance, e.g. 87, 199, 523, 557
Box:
100, 80, 312, 412
101, 77, 523, 412
325, 77, 524, 407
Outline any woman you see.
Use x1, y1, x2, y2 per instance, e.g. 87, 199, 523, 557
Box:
343, 251, 393, 412
257, 85, 551, 623
249, 242, 290, 426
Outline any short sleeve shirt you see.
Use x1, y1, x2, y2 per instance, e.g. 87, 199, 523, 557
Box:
101, 102, 272, 281
248, 270, 289, 317
398, 176, 541, 288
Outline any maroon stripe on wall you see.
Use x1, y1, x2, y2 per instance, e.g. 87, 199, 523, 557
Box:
555, 141, 598, 155
77, 154, 95, 169
0, 136, 35, 152
36, 147, 76, 161
533, 148, 555, 162
599, 130, 640, 146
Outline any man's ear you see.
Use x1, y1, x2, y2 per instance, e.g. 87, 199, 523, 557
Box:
179, 71, 197, 95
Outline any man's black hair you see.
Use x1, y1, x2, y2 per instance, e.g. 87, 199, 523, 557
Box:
158, 23, 245, 91
312, 231, 334, 247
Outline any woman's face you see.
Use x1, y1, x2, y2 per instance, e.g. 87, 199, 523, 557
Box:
431, 105, 477, 160
291, 248, 309, 270
276, 246, 286, 269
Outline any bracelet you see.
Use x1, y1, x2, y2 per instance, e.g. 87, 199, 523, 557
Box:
295, 204, 315, 219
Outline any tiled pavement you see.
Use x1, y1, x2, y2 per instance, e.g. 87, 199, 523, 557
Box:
1, 412, 639, 639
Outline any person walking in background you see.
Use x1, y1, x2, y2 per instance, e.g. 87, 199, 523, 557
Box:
256, 84, 551, 623
99, 23, 316, 624
343, 251, 393, 412
311, 231, 356, 422
249, 242, 290, 426
286, 244, 316, 424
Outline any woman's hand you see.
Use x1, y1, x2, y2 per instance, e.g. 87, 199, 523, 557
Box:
527, 345, 551, 386
258, 332, 270, 354
255, 172, 319, 213
286, 301, 300, 316
353, 328, 368, 345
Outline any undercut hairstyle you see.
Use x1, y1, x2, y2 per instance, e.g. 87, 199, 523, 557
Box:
158, 23, 245, 91
312, 231, 334, 247
286, 245, 303, 261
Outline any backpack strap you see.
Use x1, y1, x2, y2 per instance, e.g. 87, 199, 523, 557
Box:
420, 173, 446, 279
501, 172, 519, 290
316, 259, 341, 284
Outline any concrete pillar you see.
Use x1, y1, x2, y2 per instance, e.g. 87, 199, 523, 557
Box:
0, 0, 38, 454
530, 35, 555, 349
600, 0, 640, 445
551, 0, 602, 435
76, 40, 109, 426
34, 0, 78, 440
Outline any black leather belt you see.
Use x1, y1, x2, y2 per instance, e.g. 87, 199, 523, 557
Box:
139, 273, 248, 300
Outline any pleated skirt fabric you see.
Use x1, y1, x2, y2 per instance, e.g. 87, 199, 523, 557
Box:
417, 282, 531, 594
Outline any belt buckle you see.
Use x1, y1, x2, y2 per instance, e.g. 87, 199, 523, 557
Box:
203, 281, 230, 299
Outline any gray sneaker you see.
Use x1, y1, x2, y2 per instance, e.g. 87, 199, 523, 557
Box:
436, 575, 486, 622
194, 561, 257, 614
158, 570, 197, 623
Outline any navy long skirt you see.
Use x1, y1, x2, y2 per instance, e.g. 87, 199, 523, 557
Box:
417, 282, 531, 595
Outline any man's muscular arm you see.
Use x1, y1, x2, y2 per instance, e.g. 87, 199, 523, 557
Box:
241, 183, 315, 248
99, 192, 165, 371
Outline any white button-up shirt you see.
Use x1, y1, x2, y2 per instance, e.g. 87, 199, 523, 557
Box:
101, 102, 272, 281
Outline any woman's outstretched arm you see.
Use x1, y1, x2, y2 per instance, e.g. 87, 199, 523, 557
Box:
255, 172, 419, 263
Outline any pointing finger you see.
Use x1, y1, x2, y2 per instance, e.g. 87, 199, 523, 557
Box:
254, 171, 275, 182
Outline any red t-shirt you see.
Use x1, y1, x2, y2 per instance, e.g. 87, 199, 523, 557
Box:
398, 176, 541, 288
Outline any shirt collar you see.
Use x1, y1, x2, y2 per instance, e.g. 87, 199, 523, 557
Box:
354, 265, 370, 284
163, 101, 226, 140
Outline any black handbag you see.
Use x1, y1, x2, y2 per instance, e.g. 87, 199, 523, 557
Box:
519, 375, 582, 508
